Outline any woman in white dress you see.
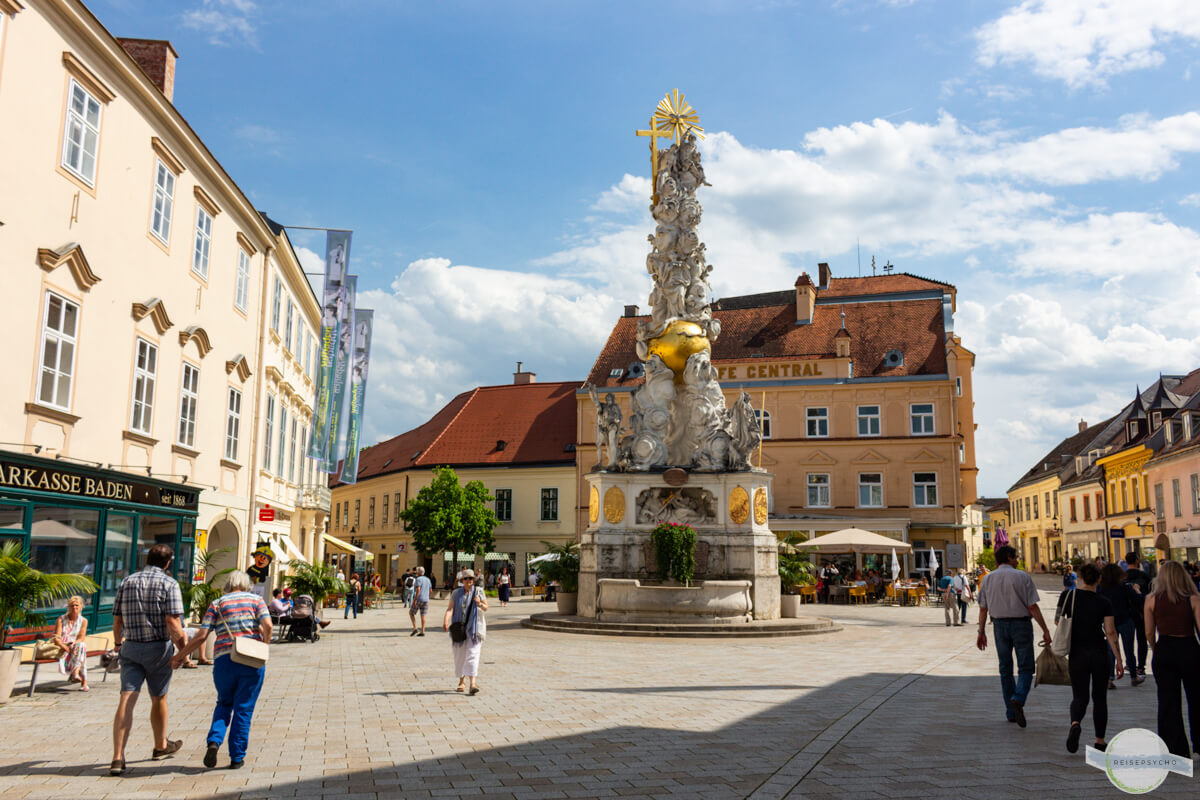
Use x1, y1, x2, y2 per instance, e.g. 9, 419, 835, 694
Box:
443, 569, 487, 694
53, 595, 89, 691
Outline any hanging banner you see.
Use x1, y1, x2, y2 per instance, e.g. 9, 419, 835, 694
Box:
323, 274, 357, 473
339, 310, 374, 484
309, 231, 351, 461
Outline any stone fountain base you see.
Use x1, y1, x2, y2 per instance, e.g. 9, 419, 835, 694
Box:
577, 469, 780, 622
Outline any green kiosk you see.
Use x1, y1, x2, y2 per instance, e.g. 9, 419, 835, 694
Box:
0, 450, 199, 632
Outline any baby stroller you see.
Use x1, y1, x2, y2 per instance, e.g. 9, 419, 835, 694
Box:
286, 594, 320, 642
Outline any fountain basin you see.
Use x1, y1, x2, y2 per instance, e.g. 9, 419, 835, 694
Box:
596, 578, 751, 623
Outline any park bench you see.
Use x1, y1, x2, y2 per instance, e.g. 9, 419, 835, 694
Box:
8, 624, 114, 697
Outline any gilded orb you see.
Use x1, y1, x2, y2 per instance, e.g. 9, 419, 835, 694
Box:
647, 319, 711, 377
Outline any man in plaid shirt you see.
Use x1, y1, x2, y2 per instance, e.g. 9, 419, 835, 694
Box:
108, 544, 188, 775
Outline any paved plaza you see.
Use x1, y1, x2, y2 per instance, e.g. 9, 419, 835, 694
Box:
1, 583, 1196, 799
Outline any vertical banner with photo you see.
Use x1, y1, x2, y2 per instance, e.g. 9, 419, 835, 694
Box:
309, 231, 351, 461
338, 310, 374, 484
323, 274, 357, 473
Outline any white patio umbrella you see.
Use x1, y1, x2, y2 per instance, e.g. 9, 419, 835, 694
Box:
797, 528, 913, 555
890, 547, 901, 582
527, 552, 559, 565
929, 547, 940, 580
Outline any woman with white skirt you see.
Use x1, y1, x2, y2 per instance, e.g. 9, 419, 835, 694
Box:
443, 568, 487, 695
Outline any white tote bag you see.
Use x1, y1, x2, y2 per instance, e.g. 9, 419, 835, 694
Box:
219, 604, 270, 668
1051, 588, 1075, 658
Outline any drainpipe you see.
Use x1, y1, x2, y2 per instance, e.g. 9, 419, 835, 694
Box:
245, 244, 273, 570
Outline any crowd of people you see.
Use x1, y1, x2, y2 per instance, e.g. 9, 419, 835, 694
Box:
977, 545, 1200, 759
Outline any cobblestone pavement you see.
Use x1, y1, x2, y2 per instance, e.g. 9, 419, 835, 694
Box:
1, 584, 1196, 799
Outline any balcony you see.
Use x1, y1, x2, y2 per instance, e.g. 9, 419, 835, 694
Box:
296, 484, 331, 511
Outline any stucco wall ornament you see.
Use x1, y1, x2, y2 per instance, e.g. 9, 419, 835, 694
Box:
635, 487, 716, 525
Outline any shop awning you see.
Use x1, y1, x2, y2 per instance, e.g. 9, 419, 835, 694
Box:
269, 533, 309, 568
322, 532, 370, 560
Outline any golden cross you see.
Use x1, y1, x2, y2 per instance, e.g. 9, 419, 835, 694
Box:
635, 119, 671, 204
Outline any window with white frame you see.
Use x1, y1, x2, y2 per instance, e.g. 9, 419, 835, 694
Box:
540, 488, 559, 521
284, 298, 294, 353
192, 205, 212, 279
913, 472, 938, 507
263, 393, 275, 468
858, 473, 883, 507
271, 275, 282, 332
288, 417, 298, 482
128, 338, 157, 434
806, 407, 829, 437
857, 405, 880, 437
38, 292, 79, 410
807, 473, 830, 507
277, 405, 288, 475
755, 409, 772, 439
382, 494, 389, 526
224, 387, 241, 461
149, 160, 176, 244
1192, 473, 1200, 514
176, 363, 199, 447
61, 79, 101, 186
495, 488, 513, 521
235, 249, 250, 312
910, 403, 935, 435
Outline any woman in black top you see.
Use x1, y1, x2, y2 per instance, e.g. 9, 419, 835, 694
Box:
1098, 564, 1143, 688
1056, 562, 1123, 753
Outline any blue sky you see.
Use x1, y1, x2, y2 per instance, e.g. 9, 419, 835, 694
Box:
94, 0, 1200, 494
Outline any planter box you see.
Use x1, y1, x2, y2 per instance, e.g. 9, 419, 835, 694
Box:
780, 594, 803, 618
596, 578, 752, 623
0, 649, 19, 704
556, 592, 578, 616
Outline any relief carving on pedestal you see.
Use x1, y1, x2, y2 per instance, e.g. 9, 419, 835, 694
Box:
635, 487, 716, 525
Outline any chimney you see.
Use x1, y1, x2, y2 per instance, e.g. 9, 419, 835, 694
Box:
818, 262, 831, 289
117, 38, 178, 102
834, 308, 851, 357
795, 272, 816, 325
513, 361, 536, 385
623, 304, 639, 318
1078, 419, 1087, 433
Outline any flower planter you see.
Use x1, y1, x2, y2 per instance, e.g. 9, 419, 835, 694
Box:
556, 592, 578, 616
0, 649, 20, 704
780, 594, 803, 618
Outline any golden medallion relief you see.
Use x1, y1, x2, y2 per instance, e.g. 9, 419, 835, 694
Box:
753, 488, 768, 525
604, 486, 626, 524
588, 486, 599, 524
729, 486, 750, 524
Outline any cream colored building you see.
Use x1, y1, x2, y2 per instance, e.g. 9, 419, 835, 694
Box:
330, 375, 579, 587
581, 266, 979, 578
0, 0, 327, 623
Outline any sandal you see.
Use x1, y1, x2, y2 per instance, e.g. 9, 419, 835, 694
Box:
182, 661, 198, 669
108, 759, 125, 776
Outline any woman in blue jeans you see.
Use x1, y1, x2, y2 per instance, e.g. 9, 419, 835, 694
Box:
1098, 563, 1143, 688
174, 570, 271, 769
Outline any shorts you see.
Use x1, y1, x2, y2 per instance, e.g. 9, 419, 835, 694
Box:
119, 640, 175, 696
409, 600, 429, 616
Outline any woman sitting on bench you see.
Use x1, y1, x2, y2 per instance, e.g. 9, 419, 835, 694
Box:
52, 595, 89, 691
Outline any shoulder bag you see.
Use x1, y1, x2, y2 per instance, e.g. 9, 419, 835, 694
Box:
474, 587, 486, 641
34, 639, 65, 661
1051, 588, 1075, 657
218, 599, 269, 668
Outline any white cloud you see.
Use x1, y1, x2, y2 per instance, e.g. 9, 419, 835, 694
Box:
1181, 192, 1200, 206
976, 0, 1200, 89
183, 0, 258, 47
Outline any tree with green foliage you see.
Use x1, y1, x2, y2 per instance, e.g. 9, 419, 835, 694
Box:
400, 466, 498, 579
975, 548, 997, 571
0, 541, 97, 649
651, 522, 697, 585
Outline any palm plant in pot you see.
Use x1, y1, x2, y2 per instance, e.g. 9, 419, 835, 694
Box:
284, 560, 349, 609
535, 540, 580, 616
778, 536, 817, 618
0, 541, 97, 702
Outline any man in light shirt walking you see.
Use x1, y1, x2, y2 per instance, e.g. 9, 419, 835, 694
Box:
976, 546, 1053, 727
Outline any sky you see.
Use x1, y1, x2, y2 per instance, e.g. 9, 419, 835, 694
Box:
93, 0, 1200, 496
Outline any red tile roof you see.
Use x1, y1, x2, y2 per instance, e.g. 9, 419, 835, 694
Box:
333, 381, 581, 485
586, 296, 948, 388
819, 272, 954, 298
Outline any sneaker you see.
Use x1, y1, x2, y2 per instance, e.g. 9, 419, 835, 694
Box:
1009, 699, 1026, 728
230, 760, 244, 769
203, 744, 219, 768
152, 740, 183, 760
1067, 723, 1082, 753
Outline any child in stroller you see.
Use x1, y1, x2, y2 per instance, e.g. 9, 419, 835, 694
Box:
286, 594, 323, 642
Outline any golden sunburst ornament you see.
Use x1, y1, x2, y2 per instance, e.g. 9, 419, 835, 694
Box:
654, 88, 704, 144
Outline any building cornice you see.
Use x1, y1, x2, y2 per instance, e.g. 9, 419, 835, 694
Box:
131, 298, 173, 334
178, 326, 212, 358
38, 243, 101, 291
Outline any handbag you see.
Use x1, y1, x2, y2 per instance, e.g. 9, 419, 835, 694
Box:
1035, 643, 1071, 686
218, 601, 269, 668
1051, 588, 1075, 657
34, 639, 65, 661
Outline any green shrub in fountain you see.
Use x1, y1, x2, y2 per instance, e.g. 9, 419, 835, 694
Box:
650, 522, 696, 586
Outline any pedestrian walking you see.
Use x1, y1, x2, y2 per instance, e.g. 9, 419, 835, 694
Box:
443, 568, 487, 694
976, 545, 1053, 727
109, 544, 188, 776
1056, 563, 1123, 753
940, 571, 959, 626
1145, 560, 1200, 758
953, 569, 972, 624
409, 566, 432, 636
1124, 551, 1152, 679
1097, 563, 1142, 688
172, 571, 272, 769
497, 565, 512, 607
402, 569, 415, 607
344, 573, 360, 619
